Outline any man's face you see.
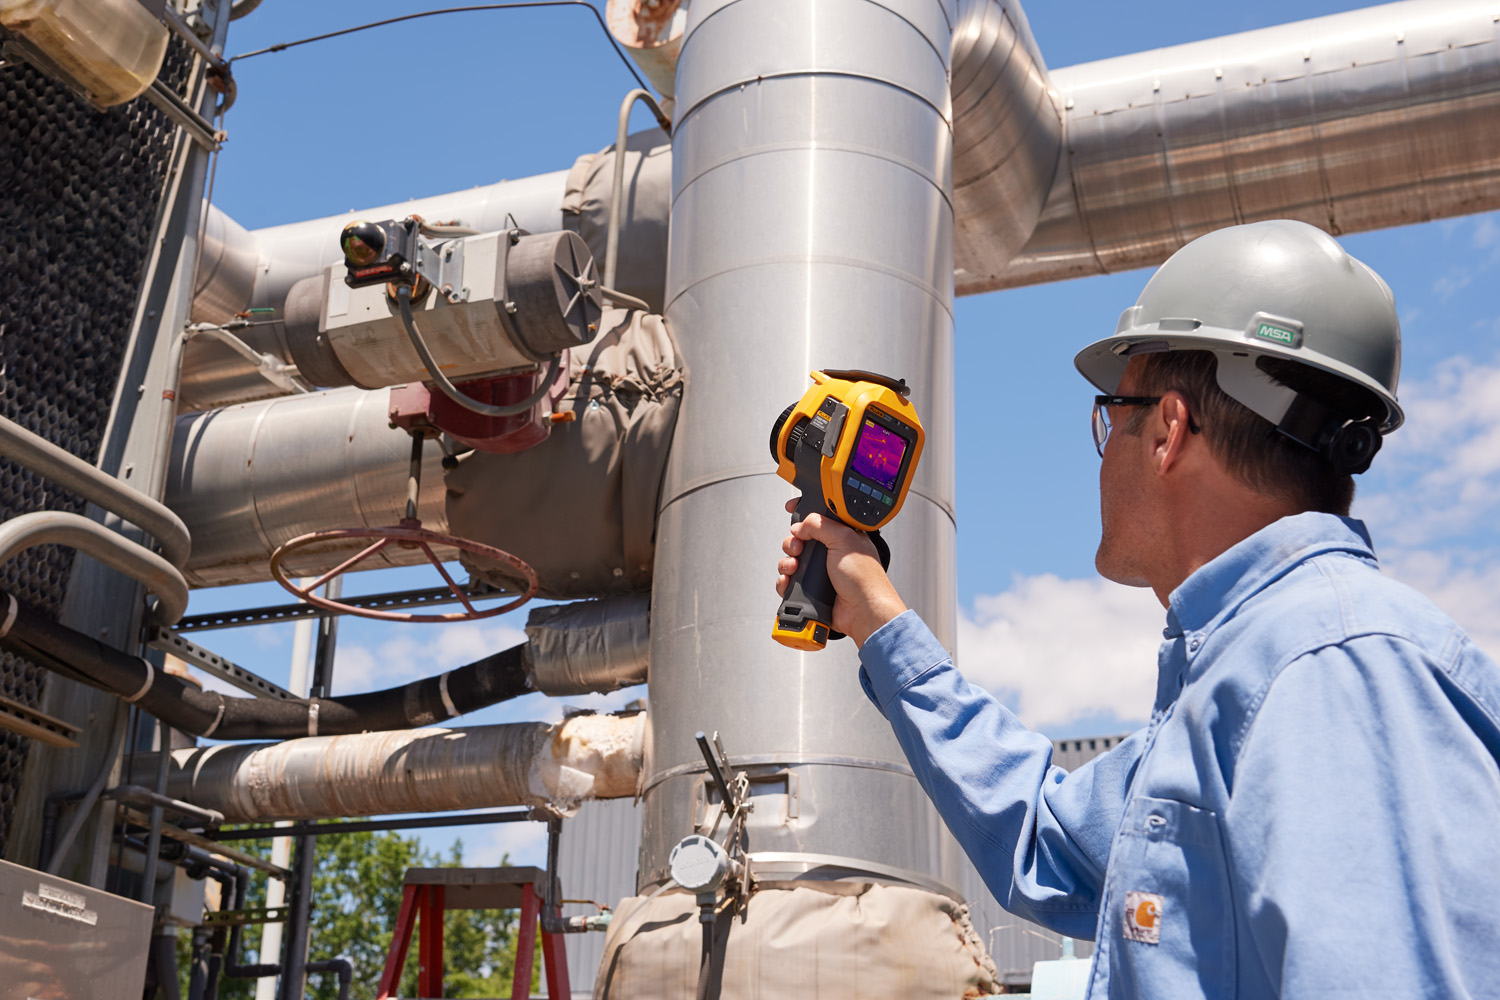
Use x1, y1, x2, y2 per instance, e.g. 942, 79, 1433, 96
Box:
1095, 358, 1157, 588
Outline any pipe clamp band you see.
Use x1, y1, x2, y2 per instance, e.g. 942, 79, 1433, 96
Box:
201, 695, 227, 739
438, 671, 459, 719
307, 700, 319, 737
123, 661, 155, 703
0, 594, 16, 639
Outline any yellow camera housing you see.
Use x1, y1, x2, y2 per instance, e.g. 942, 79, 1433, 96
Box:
770, 370, 925, 650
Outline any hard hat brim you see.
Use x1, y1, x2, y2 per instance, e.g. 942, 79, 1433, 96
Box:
1074, 329, 1403, 434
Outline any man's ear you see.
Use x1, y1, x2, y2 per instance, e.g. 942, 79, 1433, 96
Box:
1152, 392, 1196, 476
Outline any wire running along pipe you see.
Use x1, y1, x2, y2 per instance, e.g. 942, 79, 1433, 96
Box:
605, 89, 671, 292
228, 2, 652, 97
396, 284, 563, 418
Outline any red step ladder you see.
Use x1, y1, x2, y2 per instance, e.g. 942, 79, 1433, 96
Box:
376, 866, 570, 999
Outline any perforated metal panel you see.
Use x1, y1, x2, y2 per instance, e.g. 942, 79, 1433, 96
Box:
0, 43, 190, 856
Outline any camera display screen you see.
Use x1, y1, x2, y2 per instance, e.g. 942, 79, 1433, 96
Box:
851, 418, 907, 490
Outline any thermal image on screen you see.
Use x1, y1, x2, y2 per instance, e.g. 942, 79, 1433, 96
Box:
851, 419, 906, 489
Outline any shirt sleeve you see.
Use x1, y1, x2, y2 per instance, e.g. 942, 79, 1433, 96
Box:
858, 610, 1145, 939
1224, 633, 1500, 996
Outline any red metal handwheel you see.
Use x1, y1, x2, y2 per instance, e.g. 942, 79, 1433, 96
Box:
269, 519, 538, 623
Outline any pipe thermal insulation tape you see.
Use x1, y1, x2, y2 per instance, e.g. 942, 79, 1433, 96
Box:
524, 593, 649, 696
134, 714, 646, 822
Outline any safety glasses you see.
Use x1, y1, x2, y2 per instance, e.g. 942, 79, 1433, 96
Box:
1091, 395, 1162, 457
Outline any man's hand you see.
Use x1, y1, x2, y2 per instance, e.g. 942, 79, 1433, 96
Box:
776, 498, 908, 647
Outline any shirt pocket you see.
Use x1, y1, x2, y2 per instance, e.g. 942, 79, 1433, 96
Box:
1103, 796, 1235, 999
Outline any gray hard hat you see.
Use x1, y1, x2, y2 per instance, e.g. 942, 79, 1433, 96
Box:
1074, 220, 1404, 438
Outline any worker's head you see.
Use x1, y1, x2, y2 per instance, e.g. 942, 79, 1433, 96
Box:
1078, 221, 1403, 589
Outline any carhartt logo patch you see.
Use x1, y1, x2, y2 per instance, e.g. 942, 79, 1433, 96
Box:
1123, 891, 1163, 944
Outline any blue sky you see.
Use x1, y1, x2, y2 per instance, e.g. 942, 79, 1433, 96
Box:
190, 0, 1500, 866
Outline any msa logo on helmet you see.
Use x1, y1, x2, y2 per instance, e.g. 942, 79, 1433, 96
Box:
1253, 322, 1301, 348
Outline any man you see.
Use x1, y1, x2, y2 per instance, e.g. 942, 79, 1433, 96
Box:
776, 220, 1500, 997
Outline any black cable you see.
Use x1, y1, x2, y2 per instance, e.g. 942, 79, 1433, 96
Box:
229, 2, 651, 93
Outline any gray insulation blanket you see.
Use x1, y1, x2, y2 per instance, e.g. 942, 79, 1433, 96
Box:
446, 307, 685, 600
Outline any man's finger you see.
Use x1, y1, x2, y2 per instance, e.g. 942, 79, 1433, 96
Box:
784, 497, 798, 513
782, 534, 803, 557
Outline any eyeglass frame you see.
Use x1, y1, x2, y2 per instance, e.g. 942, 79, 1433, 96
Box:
1091, 394, 1203, 456
1091, 395, 1162, 457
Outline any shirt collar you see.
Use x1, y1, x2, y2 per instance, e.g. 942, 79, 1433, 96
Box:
1166, 512, 1378, 636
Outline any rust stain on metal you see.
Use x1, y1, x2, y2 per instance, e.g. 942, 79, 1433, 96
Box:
608, 0, 683, 47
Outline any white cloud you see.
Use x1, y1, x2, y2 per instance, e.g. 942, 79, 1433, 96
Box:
1473, 216, 1500, 250
958, 574, 1164, 731
1433, 270, 1472, 302
331, 619, 529, 694
469, 817, 550, 868
1356, 353, 1500, 549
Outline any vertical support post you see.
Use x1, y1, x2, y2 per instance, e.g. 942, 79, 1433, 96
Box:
512, 882, 539, 1000
417, 884, 445, 998
376, 884, 421, 1000
277, 578, 341, 1000
139, 713, 171, 905
541, 925, 571, 999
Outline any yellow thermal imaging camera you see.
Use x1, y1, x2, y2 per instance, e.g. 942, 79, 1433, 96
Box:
769, 370, 925, 651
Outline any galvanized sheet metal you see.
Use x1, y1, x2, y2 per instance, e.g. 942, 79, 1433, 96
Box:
983, 0, 1500, 291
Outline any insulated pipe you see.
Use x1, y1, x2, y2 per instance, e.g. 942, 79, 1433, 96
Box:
0, 592, 535, 740
165, 386, 450, 588
949, 0, 1062, 289
0, 512, 189, 623
133, 713, 648, 822
0, 414, 192, 567
981, 0, 1500, 292
645, 0, 964, 891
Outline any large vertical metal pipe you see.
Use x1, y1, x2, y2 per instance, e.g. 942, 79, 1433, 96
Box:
644, 0, 962, 891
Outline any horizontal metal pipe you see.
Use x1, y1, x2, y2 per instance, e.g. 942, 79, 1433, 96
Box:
166, 386, 450, 588
136, 713, 647, 822
1, 593, 537, 740
950, 0, 1063, 289
0, 512, 189, 623
973, 0, 1500, 292
101, 784, 224, 828
210, 808, 533, 842
0, 414, 191, 567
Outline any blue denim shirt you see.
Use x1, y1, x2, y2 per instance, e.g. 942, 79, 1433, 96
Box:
859, 513, 1500, 998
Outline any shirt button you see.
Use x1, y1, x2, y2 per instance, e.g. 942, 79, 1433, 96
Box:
1189, 638, 1201, 652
